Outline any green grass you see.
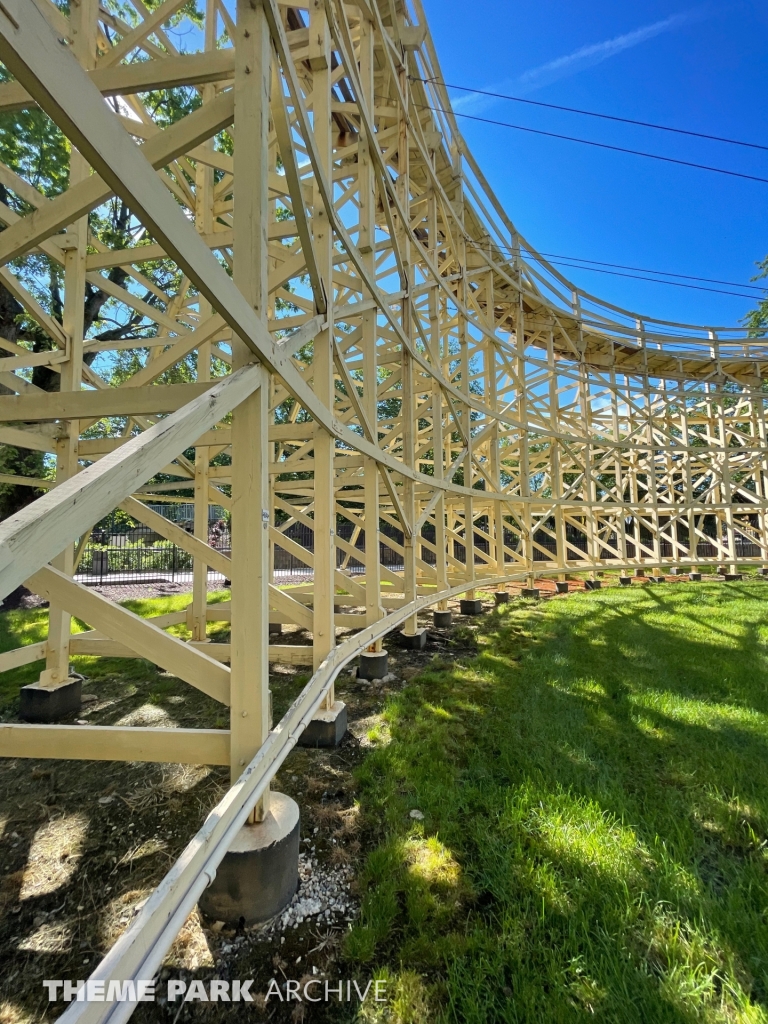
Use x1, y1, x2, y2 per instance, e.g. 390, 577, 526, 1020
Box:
347, 582, 768, 1023
0, 590, 231, 712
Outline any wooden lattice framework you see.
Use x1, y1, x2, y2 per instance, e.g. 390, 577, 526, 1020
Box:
0, 0, 766, 1001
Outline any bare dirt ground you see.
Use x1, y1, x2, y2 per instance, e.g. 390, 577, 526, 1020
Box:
0, 593, 486, 1024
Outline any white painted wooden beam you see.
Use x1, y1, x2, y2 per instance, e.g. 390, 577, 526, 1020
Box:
26, 566, 231, 705
0, 724, 230, 765
0, 366, 261, 602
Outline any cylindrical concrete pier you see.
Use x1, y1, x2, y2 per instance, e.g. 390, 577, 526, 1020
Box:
358, 649, 388, 680
198, 792, 299, 927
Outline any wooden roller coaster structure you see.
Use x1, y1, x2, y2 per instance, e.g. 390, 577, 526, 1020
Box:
0, 0, 765, 1015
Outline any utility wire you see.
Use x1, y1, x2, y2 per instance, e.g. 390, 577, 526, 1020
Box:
410, 75, 768, 153
413, 101, 768, 186
372, 90, 765, 297
521, 256, 761, 301
467, 241, 765, 299
520, 251, 766, 293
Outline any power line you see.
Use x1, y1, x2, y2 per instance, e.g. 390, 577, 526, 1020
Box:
414, 101, 768, 186
469, 241, 765, 299
524, 251, 766, 293
410, 75, 768, 154
372, 92, 766, 298
522, 256, 761, 301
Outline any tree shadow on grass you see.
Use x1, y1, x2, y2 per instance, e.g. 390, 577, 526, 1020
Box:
347, 584, 768, 1023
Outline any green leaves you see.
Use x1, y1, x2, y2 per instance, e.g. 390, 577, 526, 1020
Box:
744, 255, 768, 338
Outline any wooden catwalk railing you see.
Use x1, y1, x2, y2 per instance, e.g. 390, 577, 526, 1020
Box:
0, 0, 764, 1015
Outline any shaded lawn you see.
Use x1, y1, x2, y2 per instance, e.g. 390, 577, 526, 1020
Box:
0, 591, 232, 714
347, 582, 768, 1023
0, 589, 313, 733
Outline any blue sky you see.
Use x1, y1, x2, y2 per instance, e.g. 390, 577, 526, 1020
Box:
420, 0, 768, 329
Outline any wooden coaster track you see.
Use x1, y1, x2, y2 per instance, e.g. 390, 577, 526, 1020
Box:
0, 1, 763, 1013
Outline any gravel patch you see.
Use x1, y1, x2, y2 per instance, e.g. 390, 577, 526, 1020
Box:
255, 853, 357, 939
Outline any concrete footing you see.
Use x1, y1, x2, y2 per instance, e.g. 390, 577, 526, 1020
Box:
724, 573, 743, 582
198, 792, 299, 927
400, 628, 428, 650
619, 577, 632, 587
19, 676, 81, 723
460, 598, 484, 616
689, 572, 702, 581
651, 576, 665, 584
760, 568, 768, 577
432, 610, 452, 629
298, 700, 347, 748
494, 591, 509, 605
521, 588, 540, 599
268, 622, 282, 636
556, 581, 569, 594
584, 580, 602, 591
358, 649, 388, 680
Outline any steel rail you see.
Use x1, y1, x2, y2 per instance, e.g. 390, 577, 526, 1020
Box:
60, 544, 767, 1022
57, 568, 534, 1024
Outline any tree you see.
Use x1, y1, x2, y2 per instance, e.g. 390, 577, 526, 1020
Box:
0, 8, 205, 520
744, 256, 768, 336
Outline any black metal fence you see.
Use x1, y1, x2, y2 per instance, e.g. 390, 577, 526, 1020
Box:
273, 520, 417, 576
78, 507, 762, 587
78, 505, 230, 586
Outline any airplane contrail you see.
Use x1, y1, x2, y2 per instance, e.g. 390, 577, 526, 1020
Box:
454, 9, 710, 110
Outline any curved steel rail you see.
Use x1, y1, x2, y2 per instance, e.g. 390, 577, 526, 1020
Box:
0, 1, 763, 1019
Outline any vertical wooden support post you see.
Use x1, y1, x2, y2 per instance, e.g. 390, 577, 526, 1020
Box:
645, 377, 661, 569
753, 388, 768, 561
192, 0, 216, 642
486, 275, 503, 577
445, 352, 457, 583
516, 300, 533, 585
309, 0, 336, 699
716, 378, 736, 572
704, 380, 724, 566
401, 337, 417, 631
611, 369, 627, 567
192, 444, 210, 641
663, 376, 679, 567
440, 290, 455, 587
453, 153, 474, 597
548, 329, 566, 577
398, 61, 417, 635
512, 241, 527, 581
659, 377, 671, 567
681, 382, 697, 565
230, 0, 270, 816
626, 375, 639, 570
428, 184, 448, 607
662, 377, 676, 566
41, 0, 95, 689
268, 374, 277, 596
358, 12, 382, 643
579, 363, 597, 577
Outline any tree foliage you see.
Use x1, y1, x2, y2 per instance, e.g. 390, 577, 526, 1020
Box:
744, 256, 768, 337
0, 3, 208, 516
